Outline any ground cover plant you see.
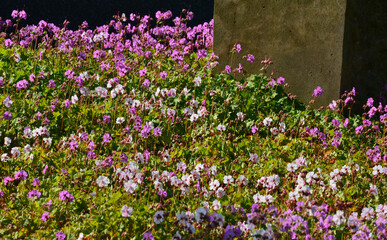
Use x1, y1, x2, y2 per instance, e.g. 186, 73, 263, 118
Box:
0, 9, 386, 240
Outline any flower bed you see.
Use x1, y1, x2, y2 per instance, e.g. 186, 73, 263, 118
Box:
0, 9, 386, 240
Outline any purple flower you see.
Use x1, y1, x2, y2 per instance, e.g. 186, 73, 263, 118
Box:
3, 176, 13, 185
160, 71, 167, 79
18, 10, 27, 20
313, 86, 324, 97
366, 97, 374, 107
87, 151, 96, 159
79, 132, 88, 141
152, 127, 162, 137
247, 54, 255, 63
277, 77, 285, 85
225, 65, 231, 74
0, 189, 3, 197
28, 190, 41, 199
56, 231, 66, 240
11, 10, 18, 18
355, 126, 363, 134
33, 178, 40, 187
158, 190, 167, 198
48, 80, 56, 89
103, 133, 112, 143
143, 79, 150, 88
143, 232, 154, 240
69, 141, 78, 150
59, 190, 74, 203
103, 115, 111, 124
88, 141, 95, 150
141, 124, 152, 138
63, 99, 71, 108
41, 212, 49, 221
3, 111, 12, 120
42, 165, 49, 174
16, 80, 29, 89
332, 119, 340, 127
14, 170, 28, 180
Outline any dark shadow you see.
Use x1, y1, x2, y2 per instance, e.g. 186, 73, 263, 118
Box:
0, 0, 214, 29
341, 0, 387, 113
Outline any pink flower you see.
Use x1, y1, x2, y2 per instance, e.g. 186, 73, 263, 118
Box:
160, 71, 167, 79
313, 86, 324, 97
41, 212, 49, 221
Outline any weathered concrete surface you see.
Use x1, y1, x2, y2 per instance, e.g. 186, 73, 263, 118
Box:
214, 0, 386, 109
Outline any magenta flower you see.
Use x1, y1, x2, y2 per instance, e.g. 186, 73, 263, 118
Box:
42, 165, 49, 174
252, 125, 259, 134
355, 126, 363, 134
18, 10, 27, 20
160, 71, 167, 79
225, 65, 231, 74
41, 212, 49, 222
247, 54, 255, 63
0, 189, 3, 197
14, 170, 28, 180
11, 10, 18, 18
313, 86, 324, 97
59, 190, 74, 203
69, 141, 78, 150
63, 99, 71, 108
28, 190, 41, 199
153, 127, 162, 137
32, 178, 40, 187
3, 176, 13, 185
55, 231, 66, 240
16, 80, 29, 89
143, 79, 150, 88
48, 80, 56, 89
103, 133, 112, 143
276, 77, 285, 85
88, 141, 95, 150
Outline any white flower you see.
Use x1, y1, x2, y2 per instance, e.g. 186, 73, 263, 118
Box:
263, 117, 273, 127
193, 76, 202, 86
43, 137, 52, 146
249, 153, 259, 163
96, 176, 110, 187
1, 153, 9, 162
71, 95, 79, 104
332, 210, 346, 225
215, 187, 225, 198
361, 207, 375, 221
124, 180, 138, 193
181, 87, 190, 96
223, 175, 234, 185
121, 205, 133, 217
238, 175, 249, 185
116, 117, 125, 124
190, 113, 199, 122
77, 233, 84, 240
217, 124, 226, 132
80, 87, 90, 96
11, 147, 20, 158
209, 179, 220, 191
154, 210, 164, 224
237, 112, 244, 121
212, 200, 221, 211
4, 137, 11, 146
370, 184, 378, 196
